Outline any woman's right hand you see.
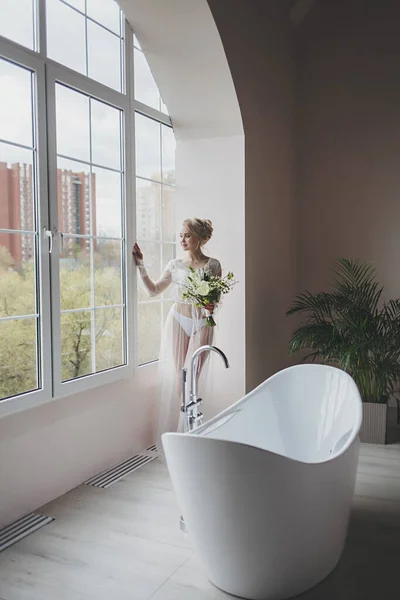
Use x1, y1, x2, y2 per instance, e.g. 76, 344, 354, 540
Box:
132, 242, 144, 266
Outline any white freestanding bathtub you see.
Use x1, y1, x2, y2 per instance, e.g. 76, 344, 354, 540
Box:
162, 364, 362, 600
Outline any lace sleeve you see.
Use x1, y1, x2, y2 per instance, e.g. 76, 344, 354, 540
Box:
210, 258, 222, 277
138, 260, 173, 297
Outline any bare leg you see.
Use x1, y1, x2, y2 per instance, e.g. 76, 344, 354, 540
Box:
185, 323, 214, 378
171, 315, 190, 429
195, 325, 214, 373
172, 315, 190, 377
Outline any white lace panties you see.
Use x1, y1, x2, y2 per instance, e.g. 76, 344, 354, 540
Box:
173, 309, 206, 337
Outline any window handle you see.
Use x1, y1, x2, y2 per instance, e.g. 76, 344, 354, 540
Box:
44, 227, 57, 253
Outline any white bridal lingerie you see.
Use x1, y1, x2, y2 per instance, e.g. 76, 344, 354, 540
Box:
138, 257, 222, 439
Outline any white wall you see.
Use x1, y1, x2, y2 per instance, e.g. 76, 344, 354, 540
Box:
175, 135, 246, 419
0, 367, 157, 527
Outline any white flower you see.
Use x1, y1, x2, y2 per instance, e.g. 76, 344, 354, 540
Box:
197, 281, 210, 296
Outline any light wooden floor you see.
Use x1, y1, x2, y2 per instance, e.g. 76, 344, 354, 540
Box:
0, 443, 399, 600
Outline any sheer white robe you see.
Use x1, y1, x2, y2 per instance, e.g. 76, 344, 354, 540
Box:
138, 257, 222, 443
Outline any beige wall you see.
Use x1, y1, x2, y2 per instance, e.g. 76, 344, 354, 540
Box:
296, 0, 400, 299
208, 0, 296, 390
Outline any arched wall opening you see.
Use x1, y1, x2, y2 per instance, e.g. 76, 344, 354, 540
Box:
120, 0, 247, 417
121, 0, 296, 394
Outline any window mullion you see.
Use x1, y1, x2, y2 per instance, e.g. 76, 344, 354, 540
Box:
37, 0, 47, 58
29, 53, 53, 402
45, 65, 63, 397
125, 22, 136, 369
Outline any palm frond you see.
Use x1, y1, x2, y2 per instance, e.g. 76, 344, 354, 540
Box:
286, 258, 400, 403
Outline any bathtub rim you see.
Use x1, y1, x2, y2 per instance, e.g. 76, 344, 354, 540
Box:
164, 364, 362, 466
162, 428, 361, 467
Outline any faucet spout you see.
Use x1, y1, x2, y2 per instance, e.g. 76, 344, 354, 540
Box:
179, 345, 229, 432
181, 345, 229, 433
191, 345, 229, 401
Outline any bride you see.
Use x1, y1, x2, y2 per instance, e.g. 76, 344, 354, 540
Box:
132, 217, 222, 438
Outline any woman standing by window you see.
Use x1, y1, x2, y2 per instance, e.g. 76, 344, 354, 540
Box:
133, 218, 222, 438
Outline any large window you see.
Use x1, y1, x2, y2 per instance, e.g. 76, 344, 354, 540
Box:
0, 0, 175, 413
134, 41, 176, 365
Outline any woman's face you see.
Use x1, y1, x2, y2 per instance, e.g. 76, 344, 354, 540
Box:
179, 225, 199, 252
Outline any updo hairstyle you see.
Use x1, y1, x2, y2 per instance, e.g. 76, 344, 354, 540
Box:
183, 218, 213, 246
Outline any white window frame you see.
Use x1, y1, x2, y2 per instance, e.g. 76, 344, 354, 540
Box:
0, 0, 174, 416
135, 111, 176, 366
46, 60, 133, 398
0, 37, 52, 416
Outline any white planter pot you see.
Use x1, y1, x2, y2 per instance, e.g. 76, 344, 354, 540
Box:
359, 402, 387, 444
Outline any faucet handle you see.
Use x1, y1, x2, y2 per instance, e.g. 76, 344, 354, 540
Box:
184, 397, 203, 411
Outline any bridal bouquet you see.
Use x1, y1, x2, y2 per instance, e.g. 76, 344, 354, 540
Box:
181, 268, 236, 327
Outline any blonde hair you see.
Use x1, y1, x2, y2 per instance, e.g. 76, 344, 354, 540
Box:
183, 218, 213, 246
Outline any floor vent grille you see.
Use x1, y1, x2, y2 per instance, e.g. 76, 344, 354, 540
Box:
85, 452, 157, 488
0, 513, 54, 553
146, 444, 159, 453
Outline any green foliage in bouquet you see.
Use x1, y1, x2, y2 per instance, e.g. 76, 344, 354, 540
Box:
182, 268, 236, 326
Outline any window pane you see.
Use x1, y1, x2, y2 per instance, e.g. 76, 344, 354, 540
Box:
94, 239, 122, 306
136, 241, 161, 277
87, 20, 121, 91
57, 158, 92, 236
95, 307, 123, 372
133, 34, 141, 50
0, 57, 41, 402
162, 187, 175, 243
91, 99, 121, 171
0, 236, 36, 317
92, 167, 122, 238
63, 0, 84, 10
60, 237, 91, 311
162, 243, 175, 272
56, 83, 126, 384
162, 125, 176, 185
136, 241, 160, 302
0, 317, 38, 400
86, 0, 121, 35
56, 86, 90, 162
136, 179, 161, 241
134, 49, 160, 110
61, 310, 93, 381
47, 0, 86, 75
135, 114, 161, 181
138, 302, 161, 364
0, 144, 34, 231
0, 59, 33, 147
0, 0, 35, 50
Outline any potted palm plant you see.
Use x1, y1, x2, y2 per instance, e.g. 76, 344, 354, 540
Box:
286, 258, 400, 444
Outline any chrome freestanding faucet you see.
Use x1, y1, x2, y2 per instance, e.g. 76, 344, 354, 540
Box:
181, 345, 230, 433
179, 345, 230, 533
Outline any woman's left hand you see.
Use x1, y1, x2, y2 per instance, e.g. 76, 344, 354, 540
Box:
205, 303, 215, 314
